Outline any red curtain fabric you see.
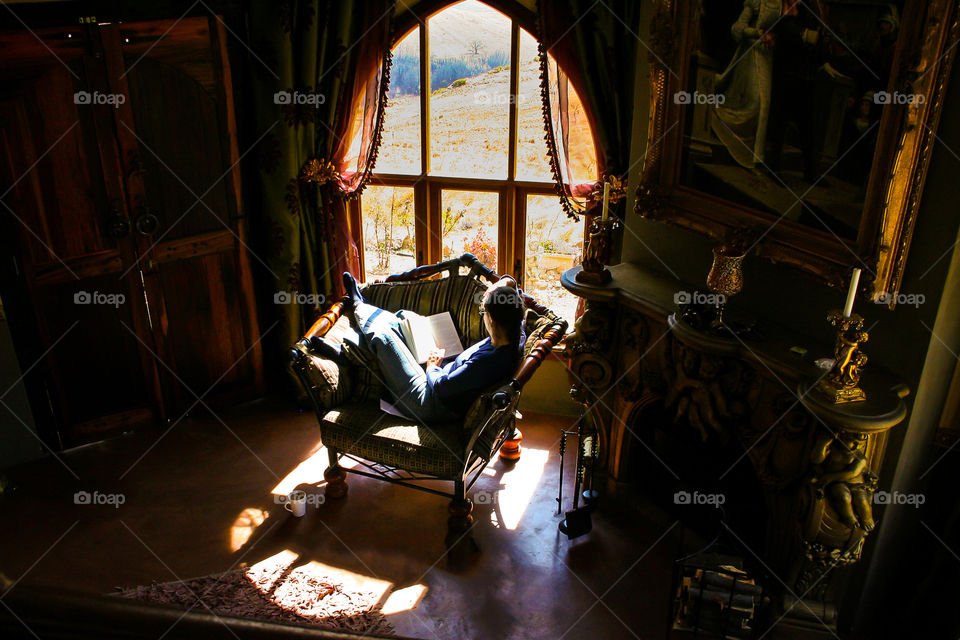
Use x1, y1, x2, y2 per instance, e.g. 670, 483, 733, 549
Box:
540, 49, 601, 218
539, 1, 642, 220
325, 14, 393, 297
247, 0, 394, 389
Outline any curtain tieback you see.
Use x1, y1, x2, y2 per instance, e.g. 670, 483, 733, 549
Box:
299, 157, 339, 185
586, 174, 627, 206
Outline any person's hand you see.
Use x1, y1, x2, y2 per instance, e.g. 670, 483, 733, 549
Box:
760, 31, 776, 48
426, 348, 445, 369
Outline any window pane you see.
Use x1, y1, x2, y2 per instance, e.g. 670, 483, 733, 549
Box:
441, 190, 499, 271
428, 1, 511, 179
565, 73, 597, 184
375, 28, 421, 175
524, 195, 581, 322
516, 29, 552, 182
361, 185, 417, 281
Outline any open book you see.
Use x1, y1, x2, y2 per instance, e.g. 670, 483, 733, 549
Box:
398, 311, 464, 364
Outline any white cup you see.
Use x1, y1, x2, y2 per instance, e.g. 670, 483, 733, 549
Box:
284, 490, 307, 517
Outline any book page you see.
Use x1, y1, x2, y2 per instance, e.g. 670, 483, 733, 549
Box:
426, 312, 464, 358
380, 398, 414, 419
399, 311, 463, 364
399, 312, 438, 363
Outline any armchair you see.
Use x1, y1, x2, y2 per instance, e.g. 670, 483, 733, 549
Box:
289, 253, 567, 552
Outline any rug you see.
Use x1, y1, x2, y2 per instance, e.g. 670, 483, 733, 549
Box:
115, 553, 394, 636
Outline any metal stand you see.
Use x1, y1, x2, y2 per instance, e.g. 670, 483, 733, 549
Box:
557, 417, 599, 538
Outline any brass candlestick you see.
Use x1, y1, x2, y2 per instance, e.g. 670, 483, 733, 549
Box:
818, 310, 869, 404
706, 244, 746, 328
576, 216, 621, 285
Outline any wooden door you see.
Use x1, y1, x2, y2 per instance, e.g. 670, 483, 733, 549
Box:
102, 17, 263, 414
0, 25, 163, 446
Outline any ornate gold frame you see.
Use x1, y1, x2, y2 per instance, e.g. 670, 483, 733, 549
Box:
635, 0, 960, 305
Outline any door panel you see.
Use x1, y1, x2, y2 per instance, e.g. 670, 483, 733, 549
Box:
124, 55, 233, 240
103, 18, 263, 414
0, 27, 162, 445
32, 276, 156, 429
153, 250, 254, 403
5, 71, 115, 266
0, 19, 263, 445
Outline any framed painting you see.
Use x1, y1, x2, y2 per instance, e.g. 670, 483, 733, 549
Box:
636, 0, 959, 304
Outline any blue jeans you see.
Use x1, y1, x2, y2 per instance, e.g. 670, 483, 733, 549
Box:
351, 303, 457, 424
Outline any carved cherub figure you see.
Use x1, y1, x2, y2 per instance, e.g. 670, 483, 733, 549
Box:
582, 219, 612, 272
830, 326, 869, 388
809, 430, 877, 531
665, 342, 730, 441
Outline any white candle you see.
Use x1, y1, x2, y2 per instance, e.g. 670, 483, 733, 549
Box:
843, 268, 861, 317
602, 182, 610, 220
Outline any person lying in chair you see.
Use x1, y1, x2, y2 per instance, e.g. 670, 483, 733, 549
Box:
312, 272, 525, 424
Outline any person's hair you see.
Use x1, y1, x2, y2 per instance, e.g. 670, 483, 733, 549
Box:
483, 286, 524, 348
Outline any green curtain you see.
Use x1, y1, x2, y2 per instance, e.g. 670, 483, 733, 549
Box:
539, 0, 641, 219
248, 0, 394, 391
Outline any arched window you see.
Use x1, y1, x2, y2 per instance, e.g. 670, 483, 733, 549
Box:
352, 0, 597, 321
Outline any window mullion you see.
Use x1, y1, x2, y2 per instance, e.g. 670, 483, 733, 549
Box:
515, 187, 528, 286
501, 21, 520, 277
420, 20, 430, 176
507, 21, 519, 184
427, 180, 442, 265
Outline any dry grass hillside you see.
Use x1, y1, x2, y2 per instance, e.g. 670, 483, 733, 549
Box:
362, 2, 596, 321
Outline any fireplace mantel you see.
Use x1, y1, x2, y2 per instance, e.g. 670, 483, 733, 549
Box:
561, 262, 909, 634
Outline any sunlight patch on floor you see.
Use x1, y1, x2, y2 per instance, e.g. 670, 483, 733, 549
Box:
230, 507, 269, 551
297, 559, 394, 607
270, 446, 359, 497
247, 549, 301, 590
244, 550, 395, 621
381, 583, 429, 615
491, 447, 549, 530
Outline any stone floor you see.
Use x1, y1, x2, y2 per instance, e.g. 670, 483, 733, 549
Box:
0, 397, 729, 639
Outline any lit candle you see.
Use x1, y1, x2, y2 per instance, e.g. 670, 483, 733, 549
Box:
602, 182, 610, 220
843, 268, 861, 318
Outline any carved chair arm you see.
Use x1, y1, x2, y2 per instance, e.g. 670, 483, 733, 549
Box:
512, 320, 568, 389
288, 301, 345, 365
305, 301, 344, 339
383, 252, 497, 283
463, 382, 520, 463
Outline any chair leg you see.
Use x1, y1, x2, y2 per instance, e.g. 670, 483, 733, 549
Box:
445, 481, 478, 566
324, 447, 348, 499
499, 426, 523, 462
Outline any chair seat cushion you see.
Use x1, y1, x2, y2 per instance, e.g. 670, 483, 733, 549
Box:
320, 403, 468, 479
